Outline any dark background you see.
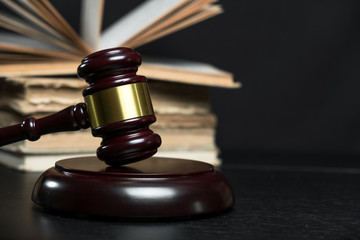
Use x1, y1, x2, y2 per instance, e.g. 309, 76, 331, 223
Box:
7, 0, 360, 161
136, 0, 360, 160
133, 0, 360, 160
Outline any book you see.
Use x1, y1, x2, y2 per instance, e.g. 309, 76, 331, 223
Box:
0, 115, 220, 171
0, 76, 213, 115
0, 112, 217, 154
0, 0, 222, 58
0, 57, 239, 88
0, 149, 220, 172
0, 150, 94, 172
0, 76, 220, 171
0, 0, 239, 88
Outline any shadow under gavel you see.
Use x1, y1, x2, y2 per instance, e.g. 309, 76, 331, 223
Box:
0, 47, 161, 166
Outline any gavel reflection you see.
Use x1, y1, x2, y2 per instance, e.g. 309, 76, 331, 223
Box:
0, 48, 161, 166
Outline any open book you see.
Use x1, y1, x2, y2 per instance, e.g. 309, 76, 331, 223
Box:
0, 0, 223, 59
0, 0, 238, 87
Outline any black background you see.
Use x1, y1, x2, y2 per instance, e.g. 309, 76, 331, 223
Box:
135, 0, 360, 159
7, 0, 360, 160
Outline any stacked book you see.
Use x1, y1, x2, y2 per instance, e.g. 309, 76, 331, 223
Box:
0, 0, 239, 171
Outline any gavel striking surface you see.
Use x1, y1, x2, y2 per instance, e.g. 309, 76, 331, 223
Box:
32, 156, 234, 218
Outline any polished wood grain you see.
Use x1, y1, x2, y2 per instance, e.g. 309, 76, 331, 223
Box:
32, 157, 234, 218
0, 103, 90, 147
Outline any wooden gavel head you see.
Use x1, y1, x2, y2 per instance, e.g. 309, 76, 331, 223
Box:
77, 47, 161, 166
0, 48, 161, 166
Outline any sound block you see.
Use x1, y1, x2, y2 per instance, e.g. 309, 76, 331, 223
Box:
32, 157, 235, 218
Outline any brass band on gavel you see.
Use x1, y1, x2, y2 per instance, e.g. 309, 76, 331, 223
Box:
84, 82, 154, 129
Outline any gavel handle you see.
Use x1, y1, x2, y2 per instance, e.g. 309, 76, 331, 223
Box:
0, 103, 90, 147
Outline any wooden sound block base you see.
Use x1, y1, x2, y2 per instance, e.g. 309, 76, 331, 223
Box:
32, 157, 235, 219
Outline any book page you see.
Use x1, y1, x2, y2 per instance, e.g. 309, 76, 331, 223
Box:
0, 33, 80, 59
143, 57, 229, 74
1, 0, 65, 41
29, 0, 91, 54
128, 4, 223, 48
0, 53, 61, 63
99, 0, 191, 49
140, 57, 239, 88
124, 0, 217, 47
0, 11, 82, 54
80, 0, 104, 50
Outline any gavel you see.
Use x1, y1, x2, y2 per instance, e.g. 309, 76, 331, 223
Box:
0, 47, 161, 166
1, 47, 235, 218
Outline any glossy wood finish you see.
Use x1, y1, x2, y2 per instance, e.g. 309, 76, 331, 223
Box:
78, 48, 161, 166
93, 115, 161, 166
78, 48, 146, 96
32, 156, 235, 218
0, 47, 161, 166
0, 103, 90, 147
